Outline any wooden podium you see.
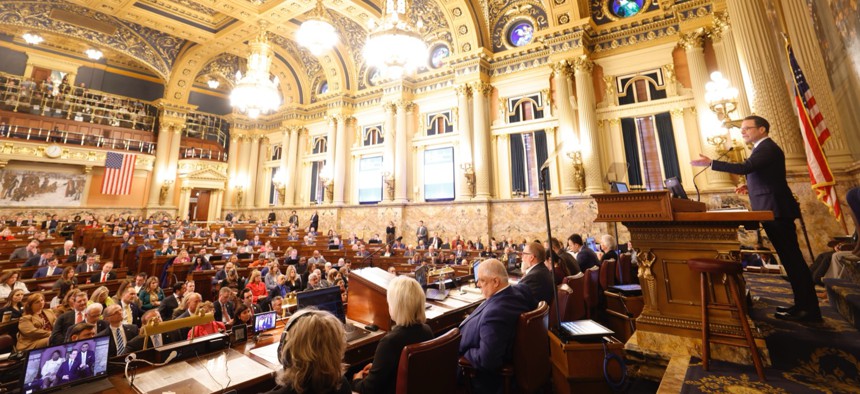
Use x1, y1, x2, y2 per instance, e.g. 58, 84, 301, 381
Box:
593, 191, 773, 371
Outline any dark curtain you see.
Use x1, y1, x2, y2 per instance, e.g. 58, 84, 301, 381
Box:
621, 118, 642, 187
654, 112, 681, 182
534, 130, 550, 191
510, 133, 526, 194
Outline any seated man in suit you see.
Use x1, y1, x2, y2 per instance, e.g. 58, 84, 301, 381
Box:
9, 240, 39, 260
57, 348, 80, 385
568, 234, 600, 272
459, 259, 536, 394
50, 291, 89, 346
90, 261, 116, 284
158, 281, 186, 321
33, 256, 62, 278
213, 287, 235, 324
118, 286, 143, 326
75, 254, 99, 273
518, 242, 555, 307
23, 247, 53, 267
67, 247, 87, 264
75, 341, 97, 377
65, 304, 108, 342
126, 309, 182, 351
100, 304, 140, 357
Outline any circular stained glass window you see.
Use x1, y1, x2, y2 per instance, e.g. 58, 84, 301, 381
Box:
507, 21, 534, 47
610, 0, 644, 18
367, 67, 381, 86
429, 45, 450, 69
319, 81, 328, 94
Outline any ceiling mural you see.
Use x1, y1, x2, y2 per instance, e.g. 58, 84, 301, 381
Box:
0, 0, 186, 79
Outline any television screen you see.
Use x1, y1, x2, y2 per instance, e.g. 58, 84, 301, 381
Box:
21, 335, 111, 394
254, 311, 277, 332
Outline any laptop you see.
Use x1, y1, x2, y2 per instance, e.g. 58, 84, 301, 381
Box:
609, 181, 629, 192
558, 320, 614, 342
425, 288, 448, 301
296, 287, 371, 342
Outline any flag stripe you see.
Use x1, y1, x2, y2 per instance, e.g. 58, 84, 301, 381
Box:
101, 152, 136, 195
786, 44, 842, 222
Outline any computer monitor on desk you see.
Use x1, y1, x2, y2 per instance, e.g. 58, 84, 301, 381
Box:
254, 311, 277, 333
21, 335, 111, 394
296, 287, 346, 322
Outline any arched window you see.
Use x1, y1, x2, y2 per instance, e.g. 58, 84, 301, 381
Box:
312, 136, 327, 154
507, 93, 545, 123
617, 70, 667, 105
362, 125, 384, 146
426, 111, 453, 136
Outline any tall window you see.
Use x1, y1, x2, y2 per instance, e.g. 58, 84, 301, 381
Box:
424, 147, 455, 201
358, 156, 383, 204
269, 170, 278, 206
510, 130, 549, 197
621, 112, 681, 191
617, 70, 667, 105
362, 125, 384, 146
310, 160, 325, 204
426, 111, 453, 136
271, 144, 283, 160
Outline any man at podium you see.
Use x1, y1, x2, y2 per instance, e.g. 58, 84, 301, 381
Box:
691, 115, 821, 323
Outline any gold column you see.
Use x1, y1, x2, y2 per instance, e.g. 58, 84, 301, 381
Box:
210, 189, 223, 222
323, 116, 337, 204
680, 30, 735, 189
471, 81, 492, 200
383, 103, 397, 203
254, 136, 269, 208
710, 13, 751, 117
553, 60, 577, 194
573, 56, 606, 194
225, 134, 239, 208
726, 0, 804, 166
333, 115, 348, 205
237, 134, 252, 207
395, 101, 412, 203
456, 85, 473, 201
779, 0, 853, 166
670, 108, 696, 190
284, 127, 301, 206
166, 125, 183, 205
147, 123, 174, 207
178, 187, 192, 219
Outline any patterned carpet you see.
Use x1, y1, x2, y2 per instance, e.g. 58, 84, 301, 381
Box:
681, 273, 860, 394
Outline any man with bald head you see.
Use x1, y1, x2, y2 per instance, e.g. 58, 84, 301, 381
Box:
458, 259, 537, 394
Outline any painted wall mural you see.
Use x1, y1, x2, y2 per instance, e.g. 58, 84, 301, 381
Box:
0, 169, 85, 207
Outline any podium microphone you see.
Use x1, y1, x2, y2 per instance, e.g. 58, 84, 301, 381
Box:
693, 147, 734, 202
125, 350, 179, 385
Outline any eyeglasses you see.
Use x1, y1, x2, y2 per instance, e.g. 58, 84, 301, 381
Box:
740, 126, 759, 131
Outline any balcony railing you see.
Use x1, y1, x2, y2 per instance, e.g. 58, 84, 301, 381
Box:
180, 146, 228, 161
0, 124, 155, 153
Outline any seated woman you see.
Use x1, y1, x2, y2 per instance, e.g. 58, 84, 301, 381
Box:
264, 309, 350, 394
1, 288, 26, 321
0, 271, 29, 299
269, 274, 289, 299
188, 302, 225, 339
230, 304, 254, 333
352, 276, 433, 393
174, 249, 191, 264
246, 270, 268, 303
284, 265, 304, 293
17, 293, 57, 351
191, 255, 213, 271
598, 234, 618, 264
220, 268, 245, 292
88, 286, 115, 309
138, 277, 164, 311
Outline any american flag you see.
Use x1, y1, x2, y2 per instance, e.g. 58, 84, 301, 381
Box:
786, 43, 842, 222
101, 151, 136, 195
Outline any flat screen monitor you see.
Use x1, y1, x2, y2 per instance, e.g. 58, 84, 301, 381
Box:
296, 287, 346, 323
21, 335, 111, 394
664, 177, 688, 200
254, 311, 277, 332
609, 181, 629, 192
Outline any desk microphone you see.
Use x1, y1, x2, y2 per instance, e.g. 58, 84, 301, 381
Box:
693, 147, 734, 202
125, 350, 179, 385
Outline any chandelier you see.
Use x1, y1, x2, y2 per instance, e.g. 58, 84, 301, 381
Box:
230, 30, 281, 119
22, 33, 44, 45
363, 0, 427, 79
296, 0, 338, 56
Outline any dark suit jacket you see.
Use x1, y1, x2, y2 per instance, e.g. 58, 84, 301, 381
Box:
213, 300, 234, 323
74, 349, 96, 377
711, 137, 800, 220
575, 248, 600, 272
99, 324, 140, 357
33, 266, 60, 278
122, 302, 143, 327
50, 309, 81, 346
126, 329, 183, 352
601, 250, 618, 264
75, 262, 99, 273
9, 247, 34, 260
459, 284, 536, 394
57, 359, 78, 383
64, 320, 108, 342
158, 294, 180, 321
22, 255, 44, 267
352, 324, 434, 394
90, 270, 117, 283
519, 263, 555, 306
309, 213, 319, 230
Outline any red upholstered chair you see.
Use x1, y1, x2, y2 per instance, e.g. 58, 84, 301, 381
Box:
459, 301, 550, 394
0, 334, 18, 369
395, 328, 461, 394
550, 284, 570, 328
617, 253, 634, 284
562, 273, 587, 321
583, 266, 601, 318
599, 258, 618, 290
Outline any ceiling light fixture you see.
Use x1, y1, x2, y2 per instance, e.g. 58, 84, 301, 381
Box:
22, 33, 44, 45
296, 0, 338, 56
230, 28, 281, 119
85, 49, 103, 60
207, 79, 220, 89
363, 0, 427, 80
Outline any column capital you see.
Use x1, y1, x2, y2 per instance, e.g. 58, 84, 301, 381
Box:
455, 84, 472, 98
710, 11, 731, 42
678, 29, 706, 50
471, 81, 493, 97
669, 107, 685, 118
551, 60, 573, 77
608, 118, 621, 126
396, 100, 415, 113
383, 102, 398, 114
572, 56, 593, 74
